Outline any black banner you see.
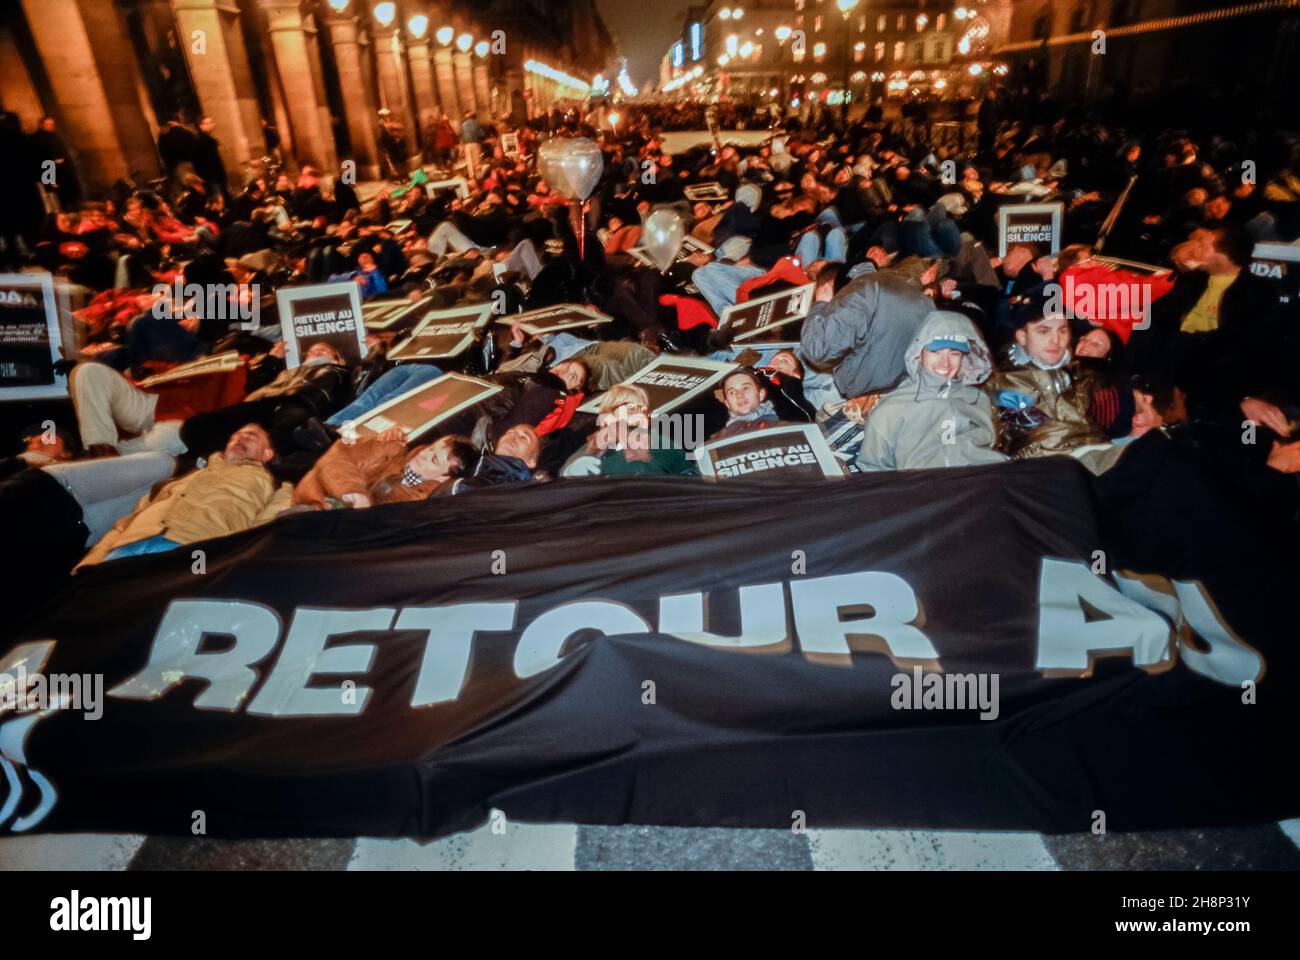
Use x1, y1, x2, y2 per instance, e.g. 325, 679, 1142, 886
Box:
3, 460, 1296, 838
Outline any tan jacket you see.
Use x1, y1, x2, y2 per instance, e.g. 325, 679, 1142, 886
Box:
294, 437, 439, 508
80, 454, 292, 567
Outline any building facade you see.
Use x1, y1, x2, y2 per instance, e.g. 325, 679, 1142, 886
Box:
658, 1, 1015, 106
0, 0, 614, 192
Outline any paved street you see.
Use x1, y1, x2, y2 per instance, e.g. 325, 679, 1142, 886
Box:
4, 819, 1299, 871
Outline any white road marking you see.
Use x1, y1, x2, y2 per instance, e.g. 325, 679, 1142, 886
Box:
805, 829, 1060, 871
349, 820, 579, 871
0, 834, 146, 871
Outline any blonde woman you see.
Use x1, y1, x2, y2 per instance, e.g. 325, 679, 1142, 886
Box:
570, 384, 696, 477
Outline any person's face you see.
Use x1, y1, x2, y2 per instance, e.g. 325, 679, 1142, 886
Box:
920, 348, 964, 380
1205, 196, 1231, 220
409, 440, 459, 482
1130, 390, 1165, 437
225, 424, 273, 465
723, 375, 765, 417
551, 360, 585, 392
1076, 328, 1112, 359
496, 425, 539, 467
41, 118, 55, 132
25, 432, 69, 461
357, 252, 376, 270
768, 351, 800, 378
200, 118, 215, 134
1016, 316, 1071, 366
1125, 146, 1141, 163
1002, 246, 1033, 274
305, 342, 343, 365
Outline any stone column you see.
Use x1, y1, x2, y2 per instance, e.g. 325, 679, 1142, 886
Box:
323, 12, 381, 181
434, 44, 460, 119
473, 57, 491, 120
454, 49, 477, 116
169, 0, 265, 179
259, 0, 337, 173
371, 24, 419, 153
407, 37, 440, 131
20, 0, 160, 190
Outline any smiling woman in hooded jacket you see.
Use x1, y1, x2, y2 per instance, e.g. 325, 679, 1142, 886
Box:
855, 311, 1007, 472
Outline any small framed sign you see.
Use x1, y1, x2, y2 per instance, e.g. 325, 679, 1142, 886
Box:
684, 182, 729, 202
497, 303, 614, 336
696, 422, 844, 480
718, 283, 815, 343
425, 177, 471, 201
997, 202, 1064, 258
388, 303, 494, 361
578, 355, 737, 415
276, 281, 368, 369
0, 272, 66, 400
348, 372, 502, 441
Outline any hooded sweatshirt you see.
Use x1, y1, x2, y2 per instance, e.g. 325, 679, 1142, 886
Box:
855, 311, 1007, 472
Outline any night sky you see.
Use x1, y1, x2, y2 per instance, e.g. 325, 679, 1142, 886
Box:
596, 0, 692, 88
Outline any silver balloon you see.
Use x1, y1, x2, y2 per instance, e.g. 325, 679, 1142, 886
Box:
642, 207, 686, 273
537, 137, 604, 201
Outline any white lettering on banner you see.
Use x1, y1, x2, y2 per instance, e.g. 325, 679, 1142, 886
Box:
109, 599, 281, 710
659, 583, 789, 648
789, 572, 939, 661
514, 601, 651, 678
399, 603, 518, 706
246, 607, 393, 716
95, 566, 1259, 717
1035, 558, 1172, 673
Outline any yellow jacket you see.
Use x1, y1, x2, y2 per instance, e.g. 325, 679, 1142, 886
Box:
79, 454, 293, 568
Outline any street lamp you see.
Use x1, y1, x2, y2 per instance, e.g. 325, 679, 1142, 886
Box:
408, 14, 428, 39
435, 26, 454, 46
775, 24, 792, 43
372, 2, 395, 28
836, 0, 860, 120
456, 32, 473, 53
474, 39, 489, 57
327, 0, 350, 12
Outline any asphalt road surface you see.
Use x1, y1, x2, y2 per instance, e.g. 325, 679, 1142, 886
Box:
4, 819, 1299, 871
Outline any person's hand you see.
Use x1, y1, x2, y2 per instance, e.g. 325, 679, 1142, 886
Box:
1267, 439, 1300, 473
341, 492, 372, 509
685, 251, 711, 267
1241, 397, 1291, 437
270, 339, 287, 359
510, 321, 527, 346
375, 425, 408, 444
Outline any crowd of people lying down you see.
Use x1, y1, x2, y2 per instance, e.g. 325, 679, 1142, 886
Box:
3, 96, 1298, 619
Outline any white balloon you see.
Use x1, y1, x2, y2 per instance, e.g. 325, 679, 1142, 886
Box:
538, 138, 604, 201
642, 207, 686, 273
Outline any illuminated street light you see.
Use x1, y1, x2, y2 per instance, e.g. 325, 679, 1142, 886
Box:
732, 7, 743, 18
835, 0, 859, 16
969, 63, 984, 76
327, 0, 350, 12
435, 26, 454, 45
726, 34, 738, 55
718, 53, 731, 66
474, 39, 489, 57
775, 24, 792, 43
719, 7, 732, 19
372, 2, 395, 27
739, 41, 754, 58
456, 32, 473, 52
814, 42, 826, 58
407, 15, 428, 39
955, 7, 970, 19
